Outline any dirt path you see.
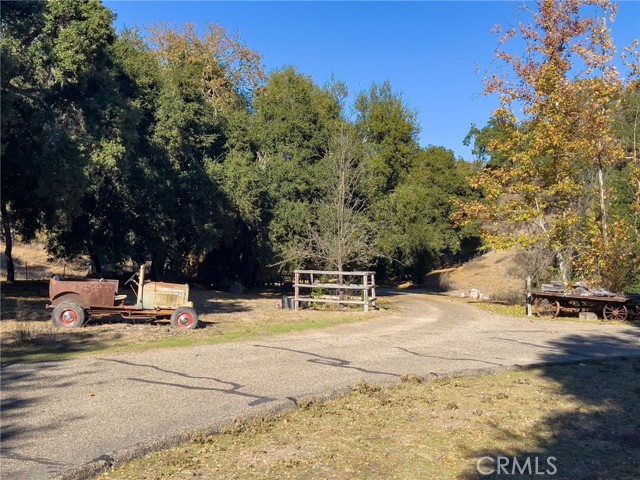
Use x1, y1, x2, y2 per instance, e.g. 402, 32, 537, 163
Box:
2, 292, 639, 480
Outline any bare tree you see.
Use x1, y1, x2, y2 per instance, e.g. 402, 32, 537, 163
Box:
287, 126, 380, 274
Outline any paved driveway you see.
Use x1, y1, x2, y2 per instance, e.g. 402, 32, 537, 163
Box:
2, 292, 639, 479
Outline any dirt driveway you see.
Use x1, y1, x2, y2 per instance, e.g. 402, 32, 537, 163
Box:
2, 291, 639, 480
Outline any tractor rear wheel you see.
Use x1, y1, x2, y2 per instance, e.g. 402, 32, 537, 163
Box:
170, 307, 198, 330
52, 302, 86, 328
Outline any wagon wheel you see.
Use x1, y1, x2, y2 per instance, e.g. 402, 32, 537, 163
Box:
533, 298, 560, 318
602, 304, 628, 322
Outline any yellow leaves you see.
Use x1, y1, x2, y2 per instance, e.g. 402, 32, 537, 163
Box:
574, 216, 640, 290
146, 22, 265, 111
458, 0, 638, 289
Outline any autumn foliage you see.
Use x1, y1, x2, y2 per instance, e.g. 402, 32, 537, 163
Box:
458, 0, 640, 291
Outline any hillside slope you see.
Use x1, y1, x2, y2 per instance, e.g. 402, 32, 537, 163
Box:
0, 242, 87, 281
425, 250, 524, 298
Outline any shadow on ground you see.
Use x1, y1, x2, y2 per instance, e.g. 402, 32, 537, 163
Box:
1, 360, 95, 478
459, 328, 640, 479
101, 358, 277, 406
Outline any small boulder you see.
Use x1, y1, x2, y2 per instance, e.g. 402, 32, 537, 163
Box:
469, 289, 483, 300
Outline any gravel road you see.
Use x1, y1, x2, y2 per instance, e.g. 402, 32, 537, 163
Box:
2, 291, 639, 479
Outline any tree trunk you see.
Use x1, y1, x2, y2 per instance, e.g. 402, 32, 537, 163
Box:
1, 202, 15, 283
633, 103, 639, 233
338, 264, 345, 305
597, 162, 608, 245
86, 242, 103, 277
556, 249, 569, 285
151, 252, 165, 281
636, 177, 640, 234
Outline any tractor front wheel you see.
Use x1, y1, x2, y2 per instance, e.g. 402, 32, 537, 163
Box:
171, 307, 198, 330
52, 302, 86, 328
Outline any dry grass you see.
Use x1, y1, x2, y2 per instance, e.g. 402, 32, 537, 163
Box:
98, 359, 640, 480
1, 241, 88, 281
0, 282, 391, 363
0, 242, 392, 363
425, 250, 525, 297
466, 300, 529, 318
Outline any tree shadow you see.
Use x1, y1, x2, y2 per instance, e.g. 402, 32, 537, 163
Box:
100, 358, 277, 406
1, 329, 124, 364
1, 281, 49, 321
1, 361, 95, 477
0, 354, 128, 480
195, 299, 251, 315
458, 330, 640, 479
254, 344, 402, 379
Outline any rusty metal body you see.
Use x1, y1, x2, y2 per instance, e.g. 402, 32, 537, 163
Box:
50, 277, 120, 308
48, 267, 194, 322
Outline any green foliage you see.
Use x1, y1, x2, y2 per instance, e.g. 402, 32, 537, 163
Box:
463, 117, 511, 169
252, 67, 342, 166
247, 68, 348, 273
2, 0, 117, 247
355, 81, 421, 193
2, 3, 482, 285
378, 147, 480, 280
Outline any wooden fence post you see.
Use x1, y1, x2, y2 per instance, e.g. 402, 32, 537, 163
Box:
371, 274, 376, 308
363, 273, 369, 312
526, 276, 532, 316
294, 271, 300, 311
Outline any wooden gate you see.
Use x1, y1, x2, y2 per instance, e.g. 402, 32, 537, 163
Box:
293, 270, 377, 312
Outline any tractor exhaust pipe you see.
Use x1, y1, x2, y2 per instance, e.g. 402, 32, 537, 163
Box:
137, 265, 145, 309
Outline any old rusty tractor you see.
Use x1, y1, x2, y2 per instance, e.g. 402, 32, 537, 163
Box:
48, 266, 198, 329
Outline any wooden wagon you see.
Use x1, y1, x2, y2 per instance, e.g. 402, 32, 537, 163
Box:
528, 290, 639, 322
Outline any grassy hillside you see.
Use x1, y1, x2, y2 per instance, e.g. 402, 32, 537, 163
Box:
1, 242, 88, 281
425, 250, 524, 301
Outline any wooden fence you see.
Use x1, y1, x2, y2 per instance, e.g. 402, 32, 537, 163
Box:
293, 270, 377, 312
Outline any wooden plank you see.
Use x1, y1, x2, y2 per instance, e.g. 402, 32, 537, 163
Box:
296, 297, 377, 305
294, 283, 376, 290
529, 291, 627, 303
370, 274, 376, 309
295, 269, 375, 275
293, 270, 377, 312
363, 274, 369, 312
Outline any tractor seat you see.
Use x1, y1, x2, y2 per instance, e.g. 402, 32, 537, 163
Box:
114, 295, 128, 302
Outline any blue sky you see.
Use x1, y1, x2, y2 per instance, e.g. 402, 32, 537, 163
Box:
105, 1, 640, 160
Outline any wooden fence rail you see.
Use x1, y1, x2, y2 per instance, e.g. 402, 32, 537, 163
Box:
293, 270, 376, 312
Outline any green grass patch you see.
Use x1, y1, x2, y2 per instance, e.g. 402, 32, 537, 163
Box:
1, 292, 390, 364
98, 359, 640, 480
470, 301, 529, 318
